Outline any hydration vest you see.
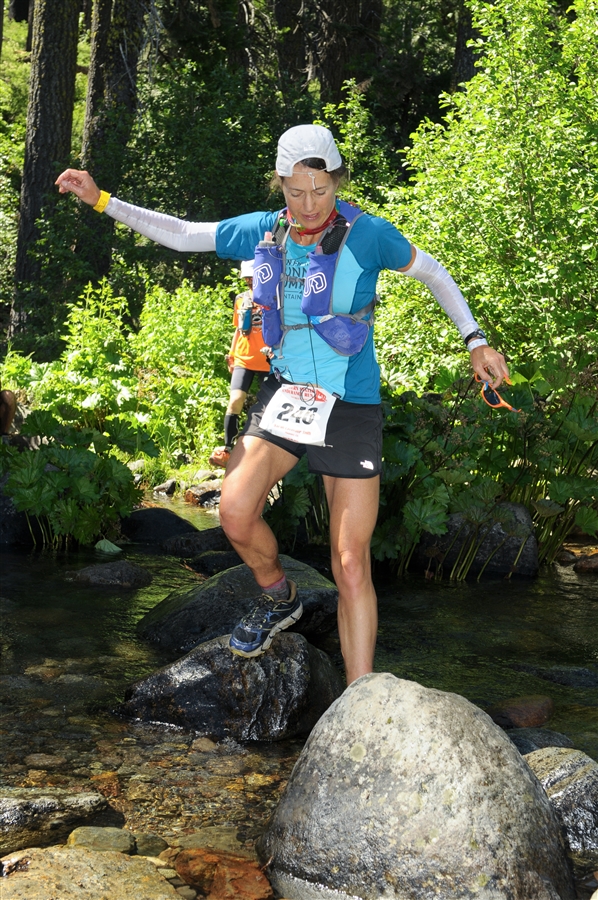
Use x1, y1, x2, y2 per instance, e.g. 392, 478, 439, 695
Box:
251, 200, 377, 357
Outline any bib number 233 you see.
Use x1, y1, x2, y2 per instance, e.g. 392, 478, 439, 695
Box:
260, 384, 336, 446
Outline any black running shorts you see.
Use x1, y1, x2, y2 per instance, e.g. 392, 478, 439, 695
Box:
230, 367, 269, 393
241, 374, 382, 479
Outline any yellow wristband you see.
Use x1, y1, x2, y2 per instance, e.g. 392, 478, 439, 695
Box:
93, 190, 111, 213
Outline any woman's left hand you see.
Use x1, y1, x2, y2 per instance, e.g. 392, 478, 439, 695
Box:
469, 345, 510, 389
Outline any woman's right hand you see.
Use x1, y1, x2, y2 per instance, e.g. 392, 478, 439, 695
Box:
55, 169, 102, 207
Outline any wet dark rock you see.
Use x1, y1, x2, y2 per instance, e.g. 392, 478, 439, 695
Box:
187, 550, 243, 576
418, 502, 538, 577
511, 662, 598, 689
574, 553, 598, 573
153, 478, 177, 495
0, 787, 108, 854
67, 825, 136, 853
137, 556, 338, 656
555, 549, 577, 565
163, 525, 231, 556
121, 506, 198, 543
258, 673, 575, 900
525, 747, 598, 866
119, 632, 344, 741
185, 481, 223, 507
507, 727, 574, 755
486, 694, 554, 728
0, 846, 181, 899
134, 831, 169, 857
65, 560, 153, 588
0, 473, 30, 546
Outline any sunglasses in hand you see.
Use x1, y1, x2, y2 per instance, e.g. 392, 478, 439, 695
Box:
475, 374, 521, 412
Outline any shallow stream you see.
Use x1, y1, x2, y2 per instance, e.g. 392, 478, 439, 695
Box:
1, 502, 597, 855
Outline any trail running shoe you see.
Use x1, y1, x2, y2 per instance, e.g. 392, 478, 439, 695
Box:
229, 581, 302, 657
209, 446, 231, 468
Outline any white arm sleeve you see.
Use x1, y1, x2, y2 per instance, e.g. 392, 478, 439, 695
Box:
104, 197, 218, 253
401, 247, 484, 343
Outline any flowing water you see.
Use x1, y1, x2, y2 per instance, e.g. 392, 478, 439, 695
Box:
1, 501, 597, 859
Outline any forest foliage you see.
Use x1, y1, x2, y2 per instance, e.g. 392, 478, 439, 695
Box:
0, 0, 597, 558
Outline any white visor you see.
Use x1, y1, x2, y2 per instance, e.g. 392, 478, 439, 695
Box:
240, 259, 254, 278
275, 124, 343, 177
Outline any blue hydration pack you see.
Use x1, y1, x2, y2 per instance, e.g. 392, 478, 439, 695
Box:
251, 200, 377, 356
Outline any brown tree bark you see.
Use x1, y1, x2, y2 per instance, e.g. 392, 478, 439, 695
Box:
451, 1, 480, 91
79, 0, 146, 278
11, 0, 80, 331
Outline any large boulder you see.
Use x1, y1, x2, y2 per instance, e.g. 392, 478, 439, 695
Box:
258, 673, 575, 900
0, 787, 108, 855
118, 632, 344, 741
418, 502, 538, 577
525, 747, 598, 866
120, 506, 198, 543
137, 556, 338, 656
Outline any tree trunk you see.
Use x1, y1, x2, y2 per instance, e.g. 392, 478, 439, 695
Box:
312, 0, 362, 104
79, 0, 145, 278
274, 0, 305, 88
452, 2, 480, 90
11, 0, 80, 333
0, 2, 4, 63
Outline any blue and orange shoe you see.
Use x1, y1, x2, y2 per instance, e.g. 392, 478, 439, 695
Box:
229, 581, 302, 658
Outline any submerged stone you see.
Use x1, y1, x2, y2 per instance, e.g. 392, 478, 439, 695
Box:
65, 560, 153, 588
119, 632, 344, 741
67, 826, 136, 853
507, 727, 574, 755
258, 672, 574, 900
137, 555, 338, 656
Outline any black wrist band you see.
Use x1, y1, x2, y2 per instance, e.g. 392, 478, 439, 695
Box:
464, 328, 486, 346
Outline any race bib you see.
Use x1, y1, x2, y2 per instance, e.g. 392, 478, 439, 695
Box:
260, 383, 336, 446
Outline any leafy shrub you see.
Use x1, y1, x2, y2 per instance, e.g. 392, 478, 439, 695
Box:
0, 410, 142, 547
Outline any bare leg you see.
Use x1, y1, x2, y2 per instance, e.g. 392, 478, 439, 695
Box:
219, 435, 300, 588
323, 475, 380, 684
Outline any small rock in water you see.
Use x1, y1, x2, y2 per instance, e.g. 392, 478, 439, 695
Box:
507, 727, 574, 755
65, 560, 153, 588
133, 831, 169, 857
24, 753, 66, 768
486, 694, 554, 728
67, 826, 136, 854
154, 479, 177, 495
574, 552, 598, 573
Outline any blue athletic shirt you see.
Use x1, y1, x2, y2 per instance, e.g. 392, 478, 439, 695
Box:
215, 210, 412, 404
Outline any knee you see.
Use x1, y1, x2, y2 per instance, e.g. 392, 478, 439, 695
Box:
219, 494, 258, 544
331, 547, 371, 588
